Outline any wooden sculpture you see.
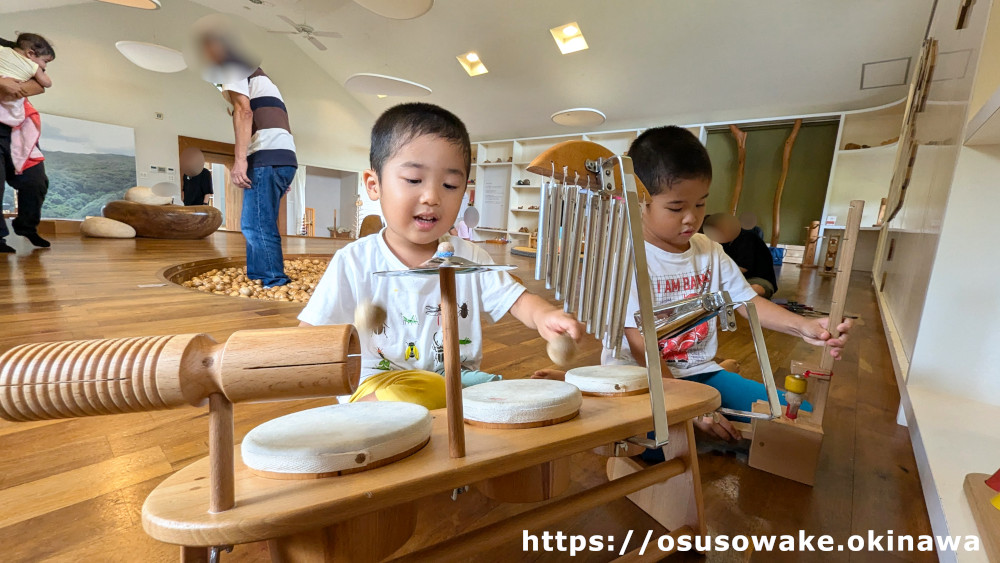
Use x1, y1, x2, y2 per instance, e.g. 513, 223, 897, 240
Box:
800, 221, 820, 269
771, 119, 802, 247
728, 124, 747, 215
103, 200, 223, 239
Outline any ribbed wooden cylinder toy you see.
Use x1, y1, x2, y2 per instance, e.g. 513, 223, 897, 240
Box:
0, 325, 360, 422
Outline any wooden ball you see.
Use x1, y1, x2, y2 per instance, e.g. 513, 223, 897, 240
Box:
546, 334, 576, 367
355, 300, 387, 335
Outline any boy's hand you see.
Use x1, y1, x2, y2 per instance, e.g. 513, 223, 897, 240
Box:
535, 308, 585, 342
796, 317, 853, 359
693, 411, 742, 442
531, 369, 566, 381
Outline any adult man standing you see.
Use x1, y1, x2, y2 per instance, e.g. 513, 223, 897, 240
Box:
0, 48, 50, 252
201, 25, 295, 287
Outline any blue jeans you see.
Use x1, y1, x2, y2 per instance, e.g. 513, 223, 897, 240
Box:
242, 165, 295, 287
641, 369, 813, 463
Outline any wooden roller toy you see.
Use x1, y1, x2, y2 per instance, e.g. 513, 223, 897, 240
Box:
0, 325, 360, 421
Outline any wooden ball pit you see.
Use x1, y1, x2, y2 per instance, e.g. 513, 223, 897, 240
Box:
159, 254, 330, 303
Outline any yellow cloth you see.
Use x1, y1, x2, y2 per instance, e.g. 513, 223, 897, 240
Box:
992, 492, 1000, 511
0, 47, 38, 82
349, 370, 446, 410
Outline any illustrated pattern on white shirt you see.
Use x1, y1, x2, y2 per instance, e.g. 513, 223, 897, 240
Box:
604, 234, 758, 378
299, 232, 526, 382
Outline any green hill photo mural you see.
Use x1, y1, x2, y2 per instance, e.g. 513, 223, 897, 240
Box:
2, 114, 136, 220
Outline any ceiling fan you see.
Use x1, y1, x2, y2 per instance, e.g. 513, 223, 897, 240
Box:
268, 15, 341, 51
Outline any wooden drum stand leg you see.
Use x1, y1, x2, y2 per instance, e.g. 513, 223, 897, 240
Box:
439, 267, 465, 458
267, 502, 418, 563
475, 458, 571, 503
606, 421, 705, 537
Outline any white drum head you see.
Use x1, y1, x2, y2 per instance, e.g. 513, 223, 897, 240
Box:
463, 379, 582, 428
565, 365, 649, 397
242, 402, 431, 478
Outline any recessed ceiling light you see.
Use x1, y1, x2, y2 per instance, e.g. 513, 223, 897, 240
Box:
344, 73, 432, 97
550, 21, 588, 54
96, 0, 161, 9
115, 41, 187, 73
551, 108, 605, 127
376, 94, 387, 98
457, 51, 488, 76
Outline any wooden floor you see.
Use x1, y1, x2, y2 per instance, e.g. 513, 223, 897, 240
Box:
0, 232, 932, 562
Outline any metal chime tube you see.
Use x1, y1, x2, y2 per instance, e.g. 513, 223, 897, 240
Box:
535, 180, 550, 281
587, 195, 610, 334
601, 201, 627, 348
564, 187, 587, 313
545, 179, 563, 289
558, 185, 581, 302
577, 192, 599, 323
594, 197, 620, 344
610, 242, 635, 358
553, 184, 571, 296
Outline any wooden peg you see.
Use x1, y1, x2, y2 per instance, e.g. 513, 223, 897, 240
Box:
439, 267, 465, 458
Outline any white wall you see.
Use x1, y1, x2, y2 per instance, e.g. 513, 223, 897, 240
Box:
303, 167, 342, 237
3, 0, 373, 186
906, 144, 1000, 405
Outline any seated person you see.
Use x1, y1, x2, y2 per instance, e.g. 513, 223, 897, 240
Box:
738, 211, 765, 240
299, 103, 582, 410
703, 213, 777, 299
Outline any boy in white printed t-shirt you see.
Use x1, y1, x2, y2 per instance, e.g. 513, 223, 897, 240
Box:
603, 126, 852, 447
299, 103, 583, 410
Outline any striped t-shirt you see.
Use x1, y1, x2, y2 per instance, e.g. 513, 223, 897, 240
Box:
222, 68, 297, 168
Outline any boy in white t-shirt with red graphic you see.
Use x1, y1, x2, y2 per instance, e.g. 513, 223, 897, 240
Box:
604, 126, 852, 444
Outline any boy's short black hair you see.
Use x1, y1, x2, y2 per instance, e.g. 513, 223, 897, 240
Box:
370, 103, 471, 178
15, 33, 55, 61
628, 126, 711, 196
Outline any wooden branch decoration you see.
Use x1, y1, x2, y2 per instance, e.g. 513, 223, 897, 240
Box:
771, 119, 802, 247
728, 124, 747, 215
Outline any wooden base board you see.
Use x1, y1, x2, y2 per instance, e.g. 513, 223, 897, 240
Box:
964, 473, 1000, 563
748, 401, 824, 486
38, 219, 82, 235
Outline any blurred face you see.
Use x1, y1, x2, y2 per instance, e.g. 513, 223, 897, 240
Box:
642, 177, 710, 253
364, 134, 468, 263
27, 51, 52, 69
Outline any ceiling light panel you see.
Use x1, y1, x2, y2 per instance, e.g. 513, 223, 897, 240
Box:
96, 0, 161, 9
457, 51, 488, 76
550, 22, 588, 54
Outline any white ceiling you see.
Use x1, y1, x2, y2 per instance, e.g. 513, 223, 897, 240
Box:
3, 0, 935, 141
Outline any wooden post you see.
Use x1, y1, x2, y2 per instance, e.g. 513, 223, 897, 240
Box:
208, 393, 235, 513
439, 267, 465, 458
771, 119, 802, 247
728, 124, 747, 215
820, 200, 864, 372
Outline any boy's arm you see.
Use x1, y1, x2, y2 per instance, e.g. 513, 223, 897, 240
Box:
623, 327, 675, 379
508, 292, 584, 342
33, 67, 51, 88
298, 321, 313, 327
740, 296, 851, 358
